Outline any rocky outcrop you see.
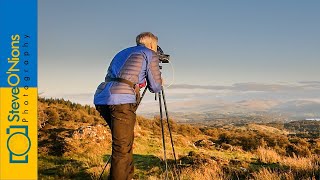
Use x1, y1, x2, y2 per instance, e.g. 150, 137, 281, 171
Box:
193, 139, 215, 148
70, 124, 110, 140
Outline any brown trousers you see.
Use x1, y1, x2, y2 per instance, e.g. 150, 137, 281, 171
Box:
96, 103, 137, 180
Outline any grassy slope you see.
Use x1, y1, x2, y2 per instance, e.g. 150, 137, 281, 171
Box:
38, 98, 320, 180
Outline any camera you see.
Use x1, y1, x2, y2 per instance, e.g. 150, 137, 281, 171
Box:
6, 125, 31, 163
157, 45, 170, 63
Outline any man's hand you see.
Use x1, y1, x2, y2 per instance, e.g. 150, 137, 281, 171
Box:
138, 79, 147, 88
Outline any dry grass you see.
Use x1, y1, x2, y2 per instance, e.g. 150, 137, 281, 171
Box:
251, 168, 293, 180
255, 147, 319, 179
86, 165, 110, 180
180, 163, 228, 180
282, 155, 315, 171
256, 146, 281, 164
256, 146, 319, 172
251, 167, 319, 180
38, 98, 320, 179
38, 97, 320, 180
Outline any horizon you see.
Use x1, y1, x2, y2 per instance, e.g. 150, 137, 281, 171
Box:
39, 1, 320, 116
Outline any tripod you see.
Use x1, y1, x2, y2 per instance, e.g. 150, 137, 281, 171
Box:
99, 86, 181, 180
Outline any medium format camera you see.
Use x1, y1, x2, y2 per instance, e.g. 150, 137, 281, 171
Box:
157, 45, 170, 63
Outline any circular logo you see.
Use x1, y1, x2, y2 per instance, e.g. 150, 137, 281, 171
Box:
7, 132, 31, 156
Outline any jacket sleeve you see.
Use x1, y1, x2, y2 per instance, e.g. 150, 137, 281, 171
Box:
146, 51, 162, 93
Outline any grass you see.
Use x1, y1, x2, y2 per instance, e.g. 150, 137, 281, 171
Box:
38, 155, 92, 180
38, 98, 320, 179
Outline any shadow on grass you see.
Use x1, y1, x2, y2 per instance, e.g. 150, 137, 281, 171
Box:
134, 154, 163, 172
102, 154, 111, 162
38, 127, 74, 156
102, 153, 177, 179
103, 154, 163, 171
249, 160, 289, 171
38, 156, 92, 180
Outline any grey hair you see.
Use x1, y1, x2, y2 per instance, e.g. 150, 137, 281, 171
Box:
136, 32, 158, 45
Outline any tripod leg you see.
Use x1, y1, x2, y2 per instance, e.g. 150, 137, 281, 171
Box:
158, 92, 169, 180
99, 155, 111, 180
161, 87, 181, 180
137, 87, 148, 107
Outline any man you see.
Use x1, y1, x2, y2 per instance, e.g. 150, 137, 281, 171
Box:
94, 32, 162, 180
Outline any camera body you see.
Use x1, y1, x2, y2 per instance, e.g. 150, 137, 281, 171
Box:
157, 45, 170, 63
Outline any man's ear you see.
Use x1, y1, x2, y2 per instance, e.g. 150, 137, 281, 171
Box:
150, 42, 157, 52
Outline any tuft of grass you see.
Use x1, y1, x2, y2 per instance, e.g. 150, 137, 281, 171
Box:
180, 163, 229, 180
256, 146, 281, 164
281, 154, 319, 177
251, 168, 289, 180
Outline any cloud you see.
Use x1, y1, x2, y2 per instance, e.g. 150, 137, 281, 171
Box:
169, 84, 230, 90
40, 81, 320, 115
298, 81, 320, 84
170, 82, 311, 92
231, 83, 302, 92
297, 81, 320, 89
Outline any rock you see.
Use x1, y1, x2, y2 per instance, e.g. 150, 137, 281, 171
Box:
212, 156, 229, 165
194, 139, 214, 148
71, 125, 110, 140
230, 159, 241, 166
221, 143, 233, 150
179, 151, 216, 167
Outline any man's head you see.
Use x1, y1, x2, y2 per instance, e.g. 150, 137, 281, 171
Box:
136, 32, 158, 52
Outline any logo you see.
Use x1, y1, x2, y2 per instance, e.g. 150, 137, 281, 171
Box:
6, 125, 31, 163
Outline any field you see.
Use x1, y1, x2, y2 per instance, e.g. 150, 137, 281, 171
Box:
38, 97, 320, 180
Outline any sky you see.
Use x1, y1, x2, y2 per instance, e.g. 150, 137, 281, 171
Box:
39, 1, 320, 110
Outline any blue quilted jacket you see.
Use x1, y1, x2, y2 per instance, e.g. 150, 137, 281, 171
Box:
94, 44, 162, 105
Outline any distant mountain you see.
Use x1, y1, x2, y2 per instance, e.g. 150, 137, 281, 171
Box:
270, 100, 320, 118
236, 99, 281, 111
139, 99, 320, 122
139, 99, 282, 114
40, 91, 320, 121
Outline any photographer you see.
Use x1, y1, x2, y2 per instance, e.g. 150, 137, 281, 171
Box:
94, 32, 162, 180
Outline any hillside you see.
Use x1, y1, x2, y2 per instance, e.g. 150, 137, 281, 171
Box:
38, 97, 320, 180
